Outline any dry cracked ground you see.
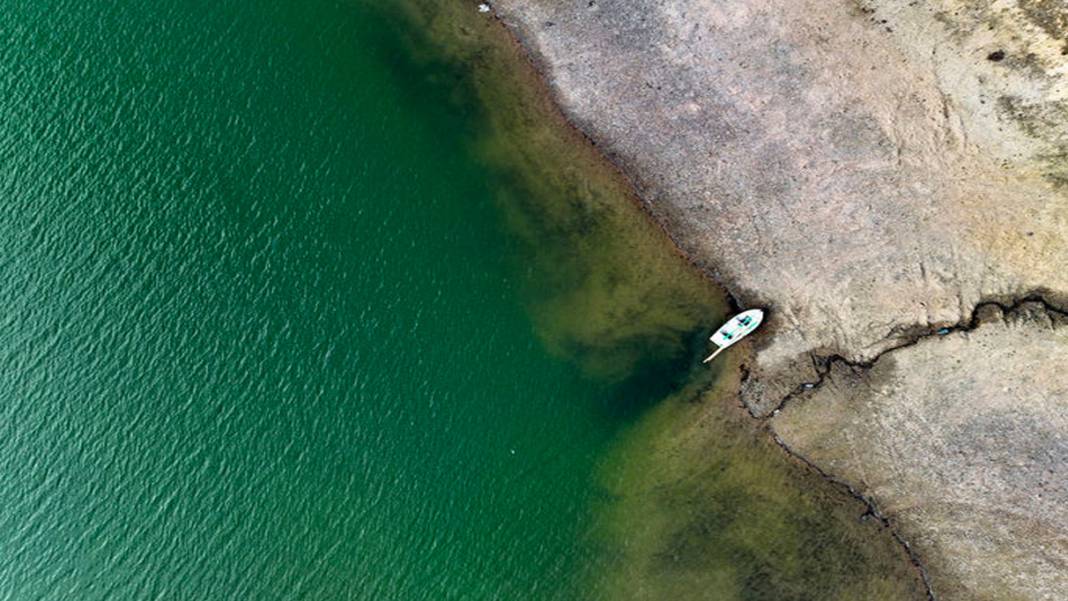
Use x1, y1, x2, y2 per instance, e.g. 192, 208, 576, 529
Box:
489, 1, 1068, 599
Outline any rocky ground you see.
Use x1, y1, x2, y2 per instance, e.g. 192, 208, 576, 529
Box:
488, 1, 1068, 599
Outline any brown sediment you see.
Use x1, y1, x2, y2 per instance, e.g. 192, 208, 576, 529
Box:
589, 349, 928, 601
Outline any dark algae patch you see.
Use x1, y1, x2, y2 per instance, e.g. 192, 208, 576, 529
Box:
377, 2, 928, 599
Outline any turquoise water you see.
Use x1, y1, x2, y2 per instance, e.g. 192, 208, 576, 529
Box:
0, 2, 714, 599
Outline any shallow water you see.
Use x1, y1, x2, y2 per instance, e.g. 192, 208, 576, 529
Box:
0, 1, 924, 599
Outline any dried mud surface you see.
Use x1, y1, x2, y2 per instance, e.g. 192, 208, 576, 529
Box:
774, 301, 1068, 600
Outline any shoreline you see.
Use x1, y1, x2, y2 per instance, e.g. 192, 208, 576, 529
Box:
475, 11, 745, 306
385, 2, 931, 598
470, 5, 936, 595
477, 2, 1068, 599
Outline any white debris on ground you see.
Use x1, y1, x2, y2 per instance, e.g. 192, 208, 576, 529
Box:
478, 3, 491, 13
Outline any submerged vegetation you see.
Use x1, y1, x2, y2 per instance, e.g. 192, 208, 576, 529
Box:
382, 1, 724, 382
374, 2, 927, 599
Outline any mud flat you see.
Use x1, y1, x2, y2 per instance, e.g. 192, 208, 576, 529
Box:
488, 0, 1068, 599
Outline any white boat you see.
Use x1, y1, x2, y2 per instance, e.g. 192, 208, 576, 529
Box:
703, 309, 764, 363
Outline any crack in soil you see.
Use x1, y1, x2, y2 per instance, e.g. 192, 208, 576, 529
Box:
762, 292, 1068, 419
754, 290, 1068, 601
769, 430, 939, 601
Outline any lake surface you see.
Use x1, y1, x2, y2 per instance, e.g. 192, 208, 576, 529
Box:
0, 2, 701, 598
0, 2, 926, 600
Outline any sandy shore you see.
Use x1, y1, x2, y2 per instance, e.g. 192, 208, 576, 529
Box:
487, 1, 1068, 599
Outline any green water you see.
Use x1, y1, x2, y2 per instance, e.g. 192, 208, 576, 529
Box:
0, 1, 927, 600
0, 2, 700, 598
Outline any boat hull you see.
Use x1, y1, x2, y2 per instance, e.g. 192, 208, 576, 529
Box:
703, 309, 764, 362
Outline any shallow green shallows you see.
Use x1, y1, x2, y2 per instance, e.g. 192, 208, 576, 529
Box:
0, 2, 925, 600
